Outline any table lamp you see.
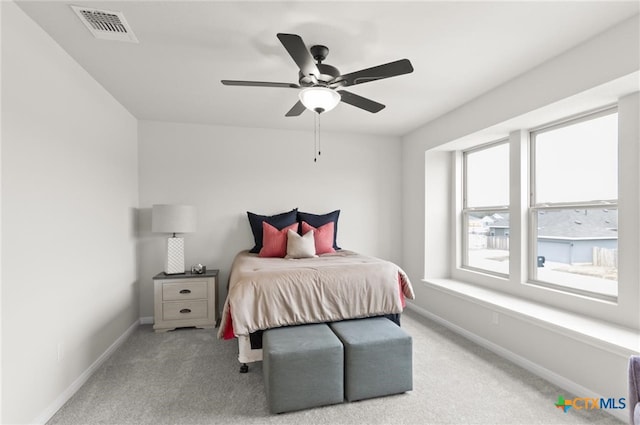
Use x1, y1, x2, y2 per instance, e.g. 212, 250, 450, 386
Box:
152, 204, 196, 274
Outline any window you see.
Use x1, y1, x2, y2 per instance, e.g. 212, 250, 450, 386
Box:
530, 109, 618, 299
462, 141, 510, 276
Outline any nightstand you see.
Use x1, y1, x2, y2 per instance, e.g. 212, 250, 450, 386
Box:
152, 269, 219, 332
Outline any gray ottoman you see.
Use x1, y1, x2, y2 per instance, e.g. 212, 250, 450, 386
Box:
329, 317, 412, 401
263, 323, 344, 413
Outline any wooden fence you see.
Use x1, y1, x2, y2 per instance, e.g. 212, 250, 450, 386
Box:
487, 236, 509, 250
593, 247, 618, 268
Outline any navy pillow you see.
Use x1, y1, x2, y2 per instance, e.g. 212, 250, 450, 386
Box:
297, 210, 341, 250
247, 209, 298, 253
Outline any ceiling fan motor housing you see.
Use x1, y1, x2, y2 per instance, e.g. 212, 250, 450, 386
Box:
297, 45, 341, 87
299, 63, 340, 86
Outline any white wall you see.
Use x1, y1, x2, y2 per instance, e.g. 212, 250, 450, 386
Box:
402, 14, 639, 413
138, 120, 402, 318
1, 3, 139, 423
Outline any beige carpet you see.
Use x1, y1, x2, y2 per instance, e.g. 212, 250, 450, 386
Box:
47, 309, 623, 424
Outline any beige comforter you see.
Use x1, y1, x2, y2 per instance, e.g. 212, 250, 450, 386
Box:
218, 250, 414, 338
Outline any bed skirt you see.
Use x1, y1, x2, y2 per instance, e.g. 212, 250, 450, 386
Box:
237, 314, 400, 364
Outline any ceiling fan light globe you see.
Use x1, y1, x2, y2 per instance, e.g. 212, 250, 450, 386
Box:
299, 87, 340, 114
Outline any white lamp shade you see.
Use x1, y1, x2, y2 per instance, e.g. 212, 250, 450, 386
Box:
152, 204, 196, 234
298, 87, 341, 113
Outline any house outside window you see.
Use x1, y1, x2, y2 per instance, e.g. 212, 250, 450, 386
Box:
462, 140, 510, 276
530, 108, 618, 299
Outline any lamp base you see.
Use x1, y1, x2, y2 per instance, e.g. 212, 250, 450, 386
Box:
165, 237, 185, 275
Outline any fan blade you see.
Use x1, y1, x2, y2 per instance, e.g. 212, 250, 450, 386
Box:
285, 100, 307, 117
338, 90, 385, 113
276, 33, 320, 78
221, 80, 300, 89
332, 59, 413, 87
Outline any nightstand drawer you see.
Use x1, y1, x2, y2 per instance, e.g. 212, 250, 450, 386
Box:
162, 281, 207, 301
162, 300, 208, 321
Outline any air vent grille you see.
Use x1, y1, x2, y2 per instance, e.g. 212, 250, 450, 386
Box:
71, 5, 138, 43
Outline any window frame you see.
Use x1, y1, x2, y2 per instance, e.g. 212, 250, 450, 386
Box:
528, 106, 618, 301
461, 139, 510, 277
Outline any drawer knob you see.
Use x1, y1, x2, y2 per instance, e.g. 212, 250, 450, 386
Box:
180, 308, 191, 314
179, 289, 191, 294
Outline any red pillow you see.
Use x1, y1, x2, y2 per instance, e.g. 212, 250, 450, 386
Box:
259, 222, 298, 258
301, 221, 336, 255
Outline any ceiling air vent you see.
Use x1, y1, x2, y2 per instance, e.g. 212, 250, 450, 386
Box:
71, 5, 138, 43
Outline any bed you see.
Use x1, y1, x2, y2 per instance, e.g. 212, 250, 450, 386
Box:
217, 249, 415, 369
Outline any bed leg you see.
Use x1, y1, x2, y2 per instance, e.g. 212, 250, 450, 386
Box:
239, 363, 249, 373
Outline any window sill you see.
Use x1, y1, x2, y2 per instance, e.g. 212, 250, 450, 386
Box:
420, 278, 639, 357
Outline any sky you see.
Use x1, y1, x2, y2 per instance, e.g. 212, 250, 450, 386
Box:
465, 111, 618, 208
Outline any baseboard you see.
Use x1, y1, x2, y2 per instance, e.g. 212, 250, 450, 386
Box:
405, 302, 628, 423
139, 316, 154, 325
32, 319, 140, 425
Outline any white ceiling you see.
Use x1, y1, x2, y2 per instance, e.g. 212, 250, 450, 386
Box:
16, 1, 640, 137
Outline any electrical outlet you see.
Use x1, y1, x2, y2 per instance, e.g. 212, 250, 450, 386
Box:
57, 342, 64, 361
492, 312, 500, 325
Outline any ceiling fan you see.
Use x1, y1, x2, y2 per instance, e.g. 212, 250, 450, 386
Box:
221, 33, 414, 116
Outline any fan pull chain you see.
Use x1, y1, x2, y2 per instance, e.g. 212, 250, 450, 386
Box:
314, 112, 322, 162
313, 112, 317, 162
318, 112, 322, 158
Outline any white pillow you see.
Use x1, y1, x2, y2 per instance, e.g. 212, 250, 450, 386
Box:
285, 229, 317, 259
